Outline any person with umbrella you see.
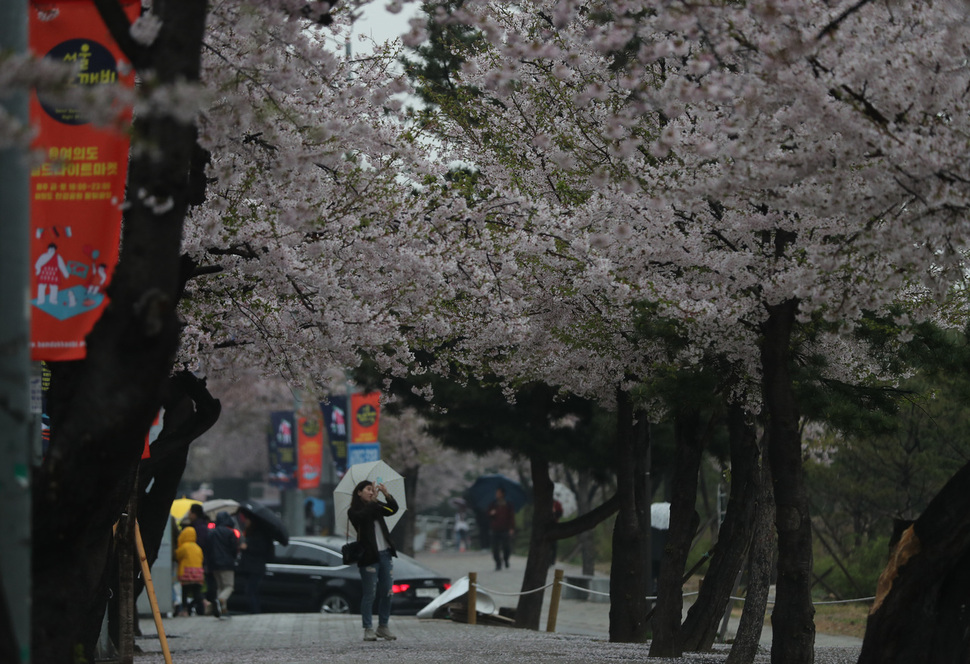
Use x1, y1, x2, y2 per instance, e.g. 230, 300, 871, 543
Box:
488, 487, 516, 571
237, 509, 276, 614
348, 480, 400, 642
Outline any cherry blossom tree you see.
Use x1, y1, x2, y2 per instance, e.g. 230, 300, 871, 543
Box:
389, 1, 970, 661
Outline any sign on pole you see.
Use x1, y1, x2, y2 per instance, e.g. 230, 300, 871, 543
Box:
28, 0, 140, 360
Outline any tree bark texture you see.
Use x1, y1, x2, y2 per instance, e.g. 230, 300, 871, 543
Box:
682, 406, 762, 652
31, 0, 208, 659
727, 431, 775, 664
515, 454, 555, 630
859, 458, 970, 664
609, 390, 651, 643
761, 298, 815, 664
649, 410, 704, 658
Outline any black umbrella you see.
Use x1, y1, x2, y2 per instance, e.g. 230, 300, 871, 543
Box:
465, 474, 529, 513
239, 501, 289, 545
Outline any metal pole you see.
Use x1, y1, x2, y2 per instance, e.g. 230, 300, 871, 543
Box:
0, 0, 33, 661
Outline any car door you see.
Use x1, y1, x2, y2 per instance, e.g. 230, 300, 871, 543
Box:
264, 541, 340, 611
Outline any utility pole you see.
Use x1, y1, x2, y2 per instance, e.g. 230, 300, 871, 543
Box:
0, 0, 34, 661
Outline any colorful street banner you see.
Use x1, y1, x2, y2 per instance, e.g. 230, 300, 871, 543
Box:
350, 392, 381, 443
296, 413, 324, 490
28, 0, 140, 361
268, 411, 297, 488
320, 396, 349, 475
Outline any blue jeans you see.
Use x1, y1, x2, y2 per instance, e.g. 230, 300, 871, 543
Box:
359, 549, 393, 629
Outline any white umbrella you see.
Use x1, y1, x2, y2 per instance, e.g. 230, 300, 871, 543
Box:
333, 460, 407, 537
202, 498, 240, 519
651, 502, 671, 530
553, 483, 578, 519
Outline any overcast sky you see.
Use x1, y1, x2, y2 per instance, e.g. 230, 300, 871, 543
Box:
351, 1, 423, 50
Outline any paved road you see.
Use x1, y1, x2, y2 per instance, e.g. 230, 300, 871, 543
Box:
128, 548, 862, 664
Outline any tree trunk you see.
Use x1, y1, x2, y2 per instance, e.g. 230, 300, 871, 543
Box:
649, 410, 704, 658
609, 389, 650, 643
31, 1, 208, 659
398, 466, 419, 556
727, 431, 775, 664
859, 458, 970, 664
132, 371, 221, 605
761, 298, 815, 664
575, 470, 597, 576
682, 406, 762, 652
515, 454, 555, 629
115, 493, 137, 663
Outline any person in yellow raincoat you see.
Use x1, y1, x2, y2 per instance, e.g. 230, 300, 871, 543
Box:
175, 527, 205, 616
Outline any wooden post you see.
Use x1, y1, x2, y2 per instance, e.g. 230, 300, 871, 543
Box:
468, 572, 477, 625
135, 521, 173, 664
546, 569, 564, 633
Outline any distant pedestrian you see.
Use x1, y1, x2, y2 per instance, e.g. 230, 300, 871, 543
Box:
206, 511, 239, 618
488, 487, 515, 571
549, 499, 563, 567
348, 480, 399, 642
237, 510, 275, 614
454, 508, 470, 552
175, 527, 205, 616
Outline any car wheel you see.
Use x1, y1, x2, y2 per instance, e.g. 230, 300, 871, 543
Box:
320, 592, 351, 614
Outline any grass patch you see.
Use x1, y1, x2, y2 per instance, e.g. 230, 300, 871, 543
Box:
813, 602, 870, 639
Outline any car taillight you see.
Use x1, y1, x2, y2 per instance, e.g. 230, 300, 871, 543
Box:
443, 583, 451, 590
392, 583, 411, 594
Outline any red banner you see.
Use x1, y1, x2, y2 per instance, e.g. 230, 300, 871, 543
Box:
350, 392, 381, 443
297, 413, 324, 490
28, 0, 139, 361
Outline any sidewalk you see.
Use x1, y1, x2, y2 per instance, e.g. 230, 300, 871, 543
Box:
130, 548, 862, 664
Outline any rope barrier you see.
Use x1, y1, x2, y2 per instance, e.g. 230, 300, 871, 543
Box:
472, 580, 555, 596
466, 569, 874, 634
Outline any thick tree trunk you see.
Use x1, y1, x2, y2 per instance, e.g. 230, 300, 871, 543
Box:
761, 298, 815, 664
859, 459, 970, 664
649, 410, 704, 658
132, 371, 221, 598
515, 455, 555, 629
727, 432, 774, 664
682, 406, 762, 652
609, 389, 650, 643
31, 1, 208, 659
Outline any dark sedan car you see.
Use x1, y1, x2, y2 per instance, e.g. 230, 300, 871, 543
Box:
228, 535, 451, 615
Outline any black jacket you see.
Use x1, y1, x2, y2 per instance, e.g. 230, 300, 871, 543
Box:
206, 512, 240, 571
348, 495, 399, 567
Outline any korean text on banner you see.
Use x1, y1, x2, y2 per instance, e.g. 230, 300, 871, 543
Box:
28, 0, 140, 361
350, 392, 381, 443
321, 397, 348, 475
296, 413, 324, 490
268, 411, 297, 489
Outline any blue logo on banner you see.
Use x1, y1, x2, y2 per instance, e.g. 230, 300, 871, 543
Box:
347, 443, 381, 467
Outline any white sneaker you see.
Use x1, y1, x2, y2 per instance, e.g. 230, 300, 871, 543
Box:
363, 628, 377, 641
376, 625, 397, 640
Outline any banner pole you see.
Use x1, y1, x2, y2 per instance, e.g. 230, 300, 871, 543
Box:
0, 0, 33, 661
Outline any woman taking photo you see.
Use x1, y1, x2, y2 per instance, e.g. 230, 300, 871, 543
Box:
348, 480, 399, 641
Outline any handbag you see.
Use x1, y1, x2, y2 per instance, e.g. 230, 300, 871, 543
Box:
178, 566, 205, 584
341, 540, 364, 565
